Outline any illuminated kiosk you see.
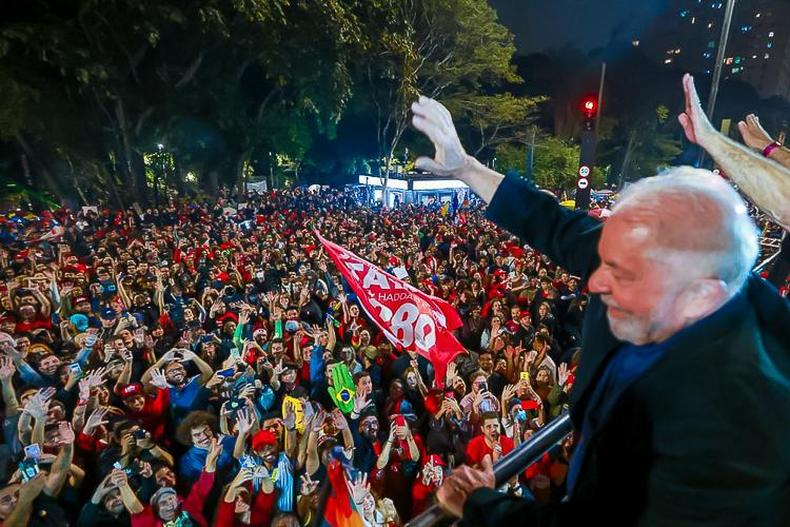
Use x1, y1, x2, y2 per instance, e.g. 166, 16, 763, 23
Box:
354, 174, 470, 208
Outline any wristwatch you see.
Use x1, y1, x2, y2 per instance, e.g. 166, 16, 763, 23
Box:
762, 141, 782, 158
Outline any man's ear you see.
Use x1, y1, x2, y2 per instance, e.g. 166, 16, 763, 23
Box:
680, 278, 729, 320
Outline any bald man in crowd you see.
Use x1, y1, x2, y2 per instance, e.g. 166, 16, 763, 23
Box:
410, 82, 790, 525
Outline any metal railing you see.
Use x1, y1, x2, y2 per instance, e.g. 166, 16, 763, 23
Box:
754, 250, 780, 274
406, 413, 574, 527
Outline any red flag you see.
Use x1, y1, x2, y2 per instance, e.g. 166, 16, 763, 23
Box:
316, 231, 464, 387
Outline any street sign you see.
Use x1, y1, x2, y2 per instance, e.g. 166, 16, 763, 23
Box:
579, 165, 590, 178
577, 178, 589, 190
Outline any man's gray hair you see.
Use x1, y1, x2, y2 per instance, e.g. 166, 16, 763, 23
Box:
614, 166, 759, 293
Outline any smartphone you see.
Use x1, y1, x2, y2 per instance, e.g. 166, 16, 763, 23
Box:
68, 363, 83, 376
24, 443, 42, 461
85, 334, 98, 348
119, 463, 137, 477
132, 429, 148, 440
19, 458, 40, 482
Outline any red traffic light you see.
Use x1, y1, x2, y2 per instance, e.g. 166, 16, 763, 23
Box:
580, 97, 597, 117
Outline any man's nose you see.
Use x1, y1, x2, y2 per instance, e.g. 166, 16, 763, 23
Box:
588, 266, 609, 295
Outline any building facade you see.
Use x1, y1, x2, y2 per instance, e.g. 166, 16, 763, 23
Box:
638, 0, 790, 99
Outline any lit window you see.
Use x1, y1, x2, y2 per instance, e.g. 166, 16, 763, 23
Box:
735, 57, 741, 64
752, 55, 757, 59
732, 67, 740, 73
708, 40, 716, 48
725, 57, 734, 65
767, 42, 773, 48
680, 9, 689, 17
708, 23, 714, 28
765, 53, 770, 59
756, 12, 761, 18
704, 52, 712, 58
632, 40, 640, 47
675, 48, 681, 54
769, 31, 775, 37
691, 17, 696, 24
664, 58, 673, 64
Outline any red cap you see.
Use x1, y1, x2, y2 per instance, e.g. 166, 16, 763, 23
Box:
119, 383, 143, 399
251, 429, 277, 451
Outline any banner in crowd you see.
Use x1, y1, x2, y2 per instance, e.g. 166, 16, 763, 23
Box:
316, 231, 464, 387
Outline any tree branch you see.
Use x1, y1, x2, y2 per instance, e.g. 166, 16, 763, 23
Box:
175, 51, 205, 89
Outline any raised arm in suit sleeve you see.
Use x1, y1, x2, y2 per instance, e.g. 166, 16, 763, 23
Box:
485, 175, 603, 280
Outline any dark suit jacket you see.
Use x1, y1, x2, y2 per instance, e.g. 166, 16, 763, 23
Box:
462, 175, 790, 526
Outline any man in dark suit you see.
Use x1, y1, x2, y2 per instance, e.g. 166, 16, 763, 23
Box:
410, 91, 790, 525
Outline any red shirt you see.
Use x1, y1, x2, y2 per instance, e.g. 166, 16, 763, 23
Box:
132, 470, 215, 527
465, 434, 514, 467
126, 387, 170, 443
14, 314, 52, 334
214, 482, 278, 527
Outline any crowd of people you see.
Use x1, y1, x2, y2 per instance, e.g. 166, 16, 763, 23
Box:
0, 72, 787, 527
0, 186, 595, 527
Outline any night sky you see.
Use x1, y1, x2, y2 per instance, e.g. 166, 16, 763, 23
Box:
489, 0, 669, 54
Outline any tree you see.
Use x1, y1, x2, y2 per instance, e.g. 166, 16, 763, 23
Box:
602, 105, 683, 186
495, 135, 586, 191
445, 93, 545, 157
0, 0, 374, 205
357, 0, 521, 193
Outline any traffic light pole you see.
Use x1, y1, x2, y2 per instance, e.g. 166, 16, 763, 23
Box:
575, 124, 596, 211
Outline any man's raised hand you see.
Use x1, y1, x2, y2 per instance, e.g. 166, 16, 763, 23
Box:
57, 422, 76, 446
678, 73, 716, 148
84, 407, 109, 434
0, 356, 15, 380
150, 369, 168, 389
411, 96, 471, 178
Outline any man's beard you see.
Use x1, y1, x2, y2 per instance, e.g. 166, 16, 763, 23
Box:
606, 310, 653, 345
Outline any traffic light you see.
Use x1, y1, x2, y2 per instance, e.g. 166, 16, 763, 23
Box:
575, 95, 599, 211
580, 96, 597, 131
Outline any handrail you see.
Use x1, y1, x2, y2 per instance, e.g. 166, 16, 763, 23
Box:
406, 413, 574, 527
754, 248, 780, 274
